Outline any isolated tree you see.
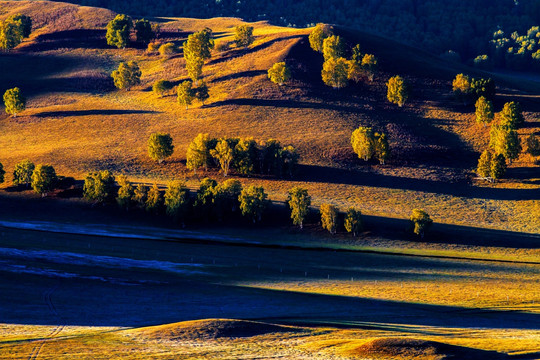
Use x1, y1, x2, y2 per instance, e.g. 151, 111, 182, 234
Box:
490, 124, 521, 162
234, 25, 255, 47
374, 132, 390, 164
361, 54, 378, 81
499, 101, 524, 128
31, 164, 57, 196
116, 174, 134, 210
526, 133, 540, 157
308, 23, 333, 53
145, 183, 163, 214
351, 126, 375, 161
234, 138, 257, 175
177, 80, 194, 109
12, 159, 34, 187
344, 208, 363, 236
239, 185, 269, 223
0, 162, 4, 183
320, 203, 339, 234
83, 170, 116, 203
386, 75, 409, 107
184, 28, 214, 83
452, 73, 472, 103
133, 183, 148, 209
287, 187, 311, 229
186, 133, 209, 174
8, 14, 32, 38
409, 209, 433, 239
148, 133, 174, 163
111, 61, 141, 90
134, 19, 154, 44
322, 35, 345, 60
194, 81, 210, 105
268, 62, 291, 85
322, 57, 349, 89
210, 139, 234, 176
158, 42, 177, 56
106, 14, 132, 49
153, 79, 173, 97
475, 96, 494, 126
3, 87, 26, 116
0, 20, 22, 51
164, 180, 190, 225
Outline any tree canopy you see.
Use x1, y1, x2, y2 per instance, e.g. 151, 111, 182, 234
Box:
83, 170, 116, 203
111, 61, 141, 90
13, 160, 35, 187
268, 62, 291, 85
239, 185, 269, 223
147, 133, 174, 163
234, 25, 255, 47
3, 87, 26, 116
386, 75, 409, 107
409, 209, 433, 239
309, 23, 333, 53
321, 57, 349, 89
31, 164, 57, 196
287, 187, 311, 229
106, 14, 132, 48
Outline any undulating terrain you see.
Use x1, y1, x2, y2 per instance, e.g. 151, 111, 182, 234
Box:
0, 1, 538, 359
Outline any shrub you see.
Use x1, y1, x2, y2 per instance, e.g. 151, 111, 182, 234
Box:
7, 14, 32, 38
13, 160, 34, 187
344, 208, 363, 236
268, 62, 291, 85
148, 133, 174, 163
374, 132, 390, 165
106, 14, 132, 49
83, 170, 116, 203
473, 54, 491, 69
526, 134, 540, 157
31, 164, 57, 196
153, 79, 173, 97
111, 61, 141, 90
452, 73, 471, 102
194, 177, 217, 219
214, 179, 242, 220
158, 42, 177, 56
386, 75, 409, 107
320, 203, 339, 234
3, 87, 26, 116
287, 187, 311, 229
234, 25, 255, 47
147, 41, 161, 53
409, 209, 433, 239
239, 185, 269, 223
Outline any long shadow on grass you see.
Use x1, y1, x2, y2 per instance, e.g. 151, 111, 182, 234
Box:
210, 70, 267, 83
206, 97, 365, 113
295, 164, 540, 201
34, 109, 160, 117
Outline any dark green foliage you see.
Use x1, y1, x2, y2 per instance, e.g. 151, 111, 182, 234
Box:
194, 81, 210, 105
3, 87, 26, 116
470, 78, 496, 101
213, 179, 242, 220
0, 162, 4, 183
239, 185, 269, 223
111, 61, 141, 90
153, 79, 174, 97
234, 25, 254, 47
147, 133, 174, 163
83, 170, 116, 203
164, 181, 190, 225
490, 124, 521, 162
234, 138, 257, 175
287, 187, 311, 229
409, 209, 433, 239
0, 14, 32, 51
526, 134, 540, 157
194, 178, 218, 219
134, 19, 154, 44
106, 14, 132, 48
7, 14, 32, 38
13, 160, 35, 187
499, 101, 524, 128
31, 164, 57, 196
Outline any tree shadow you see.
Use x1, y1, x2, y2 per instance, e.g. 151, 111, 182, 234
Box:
20, 29, 109, 52
33, 109, 160, 118
205, 97, 365, 113
210, 70, 267, 83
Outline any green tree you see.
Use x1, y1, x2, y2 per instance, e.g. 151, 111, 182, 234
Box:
320, 203, 339, 234
475, 96, 494, 126
491, 153, 507, 180
13, 159, 34, 187
186, 133, 210, 174
351, 126, 375, 161
184, 28, 214, 83
526, 134, 540, 156
0, 162, 4, 184
452, 73, 472, 103
31, 164, 57, 196
214, 179, 242, 219
194, 177, 217, 219
134, 19, 154, 44
3, 87, 26, 116
322, 35, 345, 60
374, 132, 390, 164
361, 54, 378, 81
8, 14, 32, 38
490, 124, 521, 162
210, 138, 234, 176
106, 14, 132, 49
164, 180, 190, 225
0, 20, 23, 51
344, 208, 363, 236
287, 187, 311, 229
321, 57, 349, 89
477, 149, 493, 179
499, 101, 524, 128
239, 185, 269, 223
267, 62, 291, 85
194, 81, 210, 105
133, 183, 148, 209
116, 174, 134, 210
153, 79, 173, 97
308, 23, 333, 53
234, 138, 257, 175
177, 80, 194, 109
111, 61, 141, 90
148, 133, 174, 163
83, 170, 116, 203
145, 183, 163, 214
386, 75, 409, 107
409, 209, 433, 239
234, 25, 255, 48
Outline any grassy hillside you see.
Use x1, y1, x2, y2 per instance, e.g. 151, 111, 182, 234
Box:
0, 1, 538, 233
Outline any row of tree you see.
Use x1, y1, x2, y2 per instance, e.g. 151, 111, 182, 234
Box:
0, 14, 32, 51
0, 160, 57, 195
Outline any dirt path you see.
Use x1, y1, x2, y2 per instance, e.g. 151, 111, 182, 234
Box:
27, 285, 65, 360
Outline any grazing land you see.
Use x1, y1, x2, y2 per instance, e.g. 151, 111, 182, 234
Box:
0, 1, 538, 359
